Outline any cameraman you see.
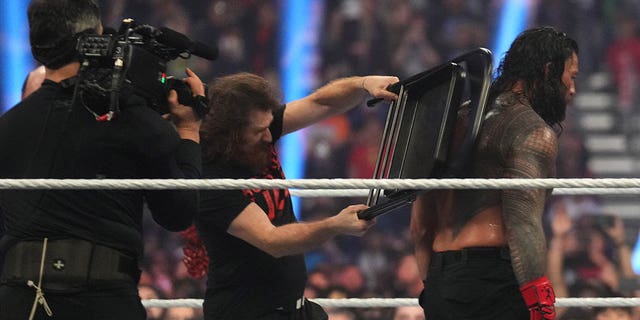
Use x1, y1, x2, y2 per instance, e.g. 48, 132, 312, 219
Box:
0, 1, 204, 319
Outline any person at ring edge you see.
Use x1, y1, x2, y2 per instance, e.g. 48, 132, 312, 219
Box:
410, 26, 579, 320
179, 72, 399, 319
0, 0, 206, 319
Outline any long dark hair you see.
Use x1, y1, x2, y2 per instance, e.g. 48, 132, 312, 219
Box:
488, 26, 578, 127
200, 72, 280, 162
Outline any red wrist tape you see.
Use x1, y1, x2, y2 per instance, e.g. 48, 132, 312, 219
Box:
520, 275, 556, 320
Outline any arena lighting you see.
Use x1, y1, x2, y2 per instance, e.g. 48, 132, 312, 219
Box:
0, 0, 31, 114
491, 0, 529, 76
632, 231, 640, 274
280, 0, 323, 218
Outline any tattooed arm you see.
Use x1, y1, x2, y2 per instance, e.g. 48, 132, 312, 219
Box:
502, 124, 558, 285
410, 192, 438, 279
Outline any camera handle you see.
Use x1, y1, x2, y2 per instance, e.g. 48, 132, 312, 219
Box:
166, 79, 209, 119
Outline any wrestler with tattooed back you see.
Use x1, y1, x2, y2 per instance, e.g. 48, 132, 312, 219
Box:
410, 26, 579, 320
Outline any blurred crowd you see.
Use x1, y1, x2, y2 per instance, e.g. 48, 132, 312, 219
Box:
91, 0, 640, 319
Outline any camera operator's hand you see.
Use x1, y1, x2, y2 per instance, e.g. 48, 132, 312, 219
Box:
182, 68, 206, 97
168, 68, 204, 143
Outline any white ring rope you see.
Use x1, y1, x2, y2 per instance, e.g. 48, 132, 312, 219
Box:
141, 297, 640, 309
4, 178, 640, 191
290, 188, 640, 197
5, 178, 637, 311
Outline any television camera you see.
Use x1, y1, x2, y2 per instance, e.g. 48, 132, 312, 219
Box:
74, 19, 217, 121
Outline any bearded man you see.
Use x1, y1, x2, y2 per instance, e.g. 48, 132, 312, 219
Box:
411, 26, 579, 320
184, 72, 399, 320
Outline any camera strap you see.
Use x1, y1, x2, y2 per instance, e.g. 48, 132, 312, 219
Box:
26, 238, 54, 320
77, 91, 117, 122
74, 56, 120, 122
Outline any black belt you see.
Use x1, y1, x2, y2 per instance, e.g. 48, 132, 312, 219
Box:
1, 239, 140, 290
430, 247, 510, 268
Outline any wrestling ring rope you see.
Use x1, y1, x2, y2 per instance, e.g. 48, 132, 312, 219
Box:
140, 297, 640, 308
4, 178, 640, 192
4, 177, 640, 309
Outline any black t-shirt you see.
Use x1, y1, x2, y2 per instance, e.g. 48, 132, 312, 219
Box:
0, 79, 202, 258
196, 106, 307, 319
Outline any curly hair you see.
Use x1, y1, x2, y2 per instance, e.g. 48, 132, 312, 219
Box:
489, 26, 579, 127
200, 73, 281, 162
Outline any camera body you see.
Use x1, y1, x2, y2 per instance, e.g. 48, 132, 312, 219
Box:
75, 19, 211, 117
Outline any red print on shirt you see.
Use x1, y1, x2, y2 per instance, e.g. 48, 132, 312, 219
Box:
241, 147, 290, 221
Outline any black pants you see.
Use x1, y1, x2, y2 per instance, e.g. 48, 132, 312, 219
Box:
0, 283, 145, 320
419, 247, 529, 320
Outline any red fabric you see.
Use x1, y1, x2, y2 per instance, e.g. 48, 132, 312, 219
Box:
606, 38, 640, 111
576, 265, 602, 280
348, 145, 377, 178
520, 276, 556, 320
607, 39, 640, 86
180, 225, 209, 278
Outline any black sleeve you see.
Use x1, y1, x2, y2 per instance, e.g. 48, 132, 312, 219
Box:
145, 139, 203, 232
113, 95, 203, 232
172, 139, 203, 179
198, 188, 251, 232
270, 105, 285, 142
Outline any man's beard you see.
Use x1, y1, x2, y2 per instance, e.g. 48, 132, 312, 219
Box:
232, 141, 273, 174
529, 79, 567, 125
